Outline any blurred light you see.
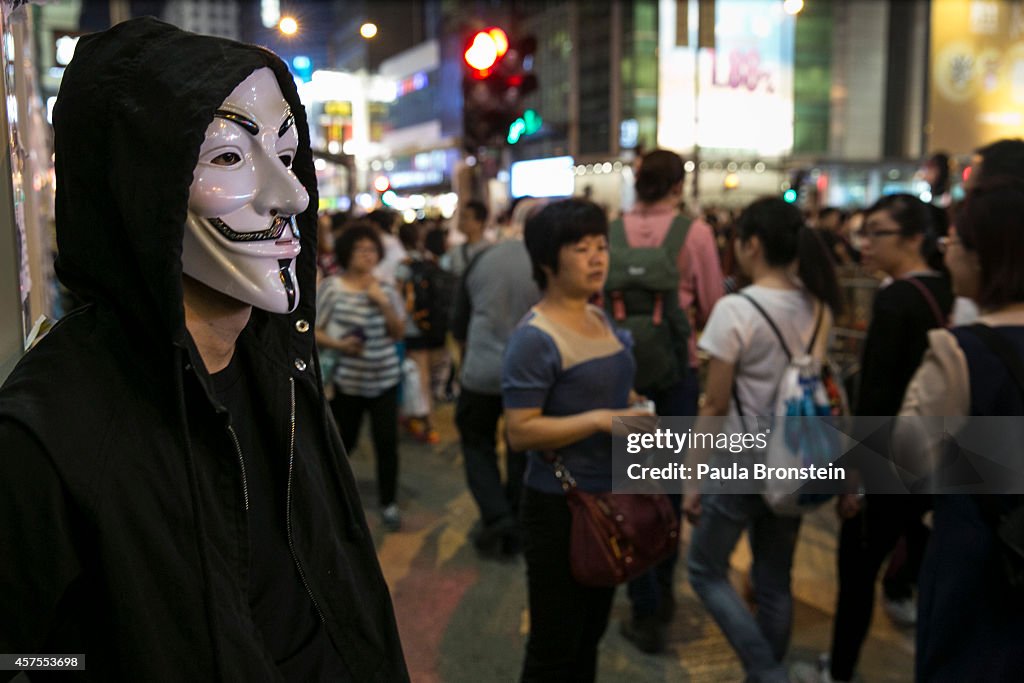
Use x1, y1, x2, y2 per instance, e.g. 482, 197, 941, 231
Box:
754, 162, 766, 173
920, 190, 933, 203
46, 96, 56, 125
440, 193, 459, 219
962, 166, 973, 182
726, 162, 738, 172
497, 170, 510, 182
684, 160, 696, 173
381, 190, 398, 205
384, 160, 395, 171
370, 160, 383, 171
602, 162, 613, 173
279, 16, 298, 35
356, 193, 374, 210
489, 28, 509, 58
55, 35, 79, 66
409, 195, 427, 210
507, 118, 527, 144
783, 0, 804, 15
466, 156, 477, 166
327, 140, 341, 155
313, 158, 327, 171
373, 176, 390, 193
403, 209, 417, 223
783, 188, 798, 203
724, 173, 740, 190
888, 168, 900, 180
292, 56, 311, 71
613, 162, 623, 171
360, 22, 378, 39
261, 0, 281, 28
465, 28, 508, 74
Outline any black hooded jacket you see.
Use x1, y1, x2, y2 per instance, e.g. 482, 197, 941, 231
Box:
0, 18, 408, 682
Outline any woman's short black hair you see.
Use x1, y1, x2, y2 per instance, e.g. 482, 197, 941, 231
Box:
956, 176, 1024, 309
334, 220, 384, 268
523, 198, 608, 290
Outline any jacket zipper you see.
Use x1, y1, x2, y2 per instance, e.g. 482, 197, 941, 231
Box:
285, 377, 326, 623
227, 424, 249, 511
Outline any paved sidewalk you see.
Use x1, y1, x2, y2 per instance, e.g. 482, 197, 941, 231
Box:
347, 402, 914, 683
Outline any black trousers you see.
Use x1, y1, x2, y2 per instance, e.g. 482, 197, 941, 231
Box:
455, 388, 525, 527
330, 385, 399, 507
830, 495, 930, 681
520, 488, 616, 683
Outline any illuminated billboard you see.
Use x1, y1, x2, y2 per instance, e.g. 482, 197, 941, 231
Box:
930, 0, 1024, 153
510, 156, 575, 198
657, 0, 796, 157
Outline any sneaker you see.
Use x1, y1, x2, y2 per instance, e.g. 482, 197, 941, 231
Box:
381, 504, 401, 531
619, 615, 665, 654
882, 596, 917, 627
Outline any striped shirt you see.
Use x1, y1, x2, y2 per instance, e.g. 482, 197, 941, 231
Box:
316, 276, 403, 398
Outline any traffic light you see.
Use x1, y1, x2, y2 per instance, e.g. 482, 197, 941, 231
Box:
462, 26, 538, 151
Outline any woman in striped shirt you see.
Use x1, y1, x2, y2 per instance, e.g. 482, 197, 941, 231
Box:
316, 221, 406, 530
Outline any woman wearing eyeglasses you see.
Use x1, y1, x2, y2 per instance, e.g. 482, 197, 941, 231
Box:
898, 177, 1024, 681
794, 194, 953, 683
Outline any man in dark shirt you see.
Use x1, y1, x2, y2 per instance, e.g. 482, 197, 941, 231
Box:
0, 19, 407, 681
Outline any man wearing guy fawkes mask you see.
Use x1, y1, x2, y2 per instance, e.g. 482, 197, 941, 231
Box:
0, 18, 408, 683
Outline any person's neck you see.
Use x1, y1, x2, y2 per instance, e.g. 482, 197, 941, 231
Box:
538, 287, 589, 316
638, 196, 677, 213
890, 258, 931, 279
751, 263, 798, 289
182, 276, 251, 374
341, 269, 374, 287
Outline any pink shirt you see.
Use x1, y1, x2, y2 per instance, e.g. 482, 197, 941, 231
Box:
622, 206, 725, 367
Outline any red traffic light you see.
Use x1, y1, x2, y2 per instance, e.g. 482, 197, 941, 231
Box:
464, 27, 509, 77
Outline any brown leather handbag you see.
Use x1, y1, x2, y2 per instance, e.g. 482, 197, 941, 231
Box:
548, 454, 680, 587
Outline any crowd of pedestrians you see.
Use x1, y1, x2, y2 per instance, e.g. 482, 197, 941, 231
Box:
311, 141, 1024, 683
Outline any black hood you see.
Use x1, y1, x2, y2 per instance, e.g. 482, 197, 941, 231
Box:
53, 17, 319, 347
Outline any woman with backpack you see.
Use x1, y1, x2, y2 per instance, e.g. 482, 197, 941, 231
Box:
683, 197, 841, 683
616, 149, 725, 653
897, 177, 1024, 681
792, 195, 953, 683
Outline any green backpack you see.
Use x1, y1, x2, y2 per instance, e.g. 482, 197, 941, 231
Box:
604, 215, 692, 392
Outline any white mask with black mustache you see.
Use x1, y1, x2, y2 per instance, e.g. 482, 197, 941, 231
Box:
182, 67, 310, 314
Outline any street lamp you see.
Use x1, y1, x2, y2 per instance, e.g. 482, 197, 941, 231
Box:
279, 16, 299, 36
360, 22, 378, 39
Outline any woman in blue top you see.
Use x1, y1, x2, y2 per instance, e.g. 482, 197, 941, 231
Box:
503, 199, 654, 683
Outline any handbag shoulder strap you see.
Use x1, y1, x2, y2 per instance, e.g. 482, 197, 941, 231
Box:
964, 323, 1024, 403
543, 451, 577, 491
904, 276, 948, 328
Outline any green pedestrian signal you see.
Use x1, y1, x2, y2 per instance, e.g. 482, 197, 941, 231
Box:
507, 109, 542, 144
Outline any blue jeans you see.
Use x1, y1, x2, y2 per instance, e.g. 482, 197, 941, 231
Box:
687, 494, 801, 683
627, 372, 699, 618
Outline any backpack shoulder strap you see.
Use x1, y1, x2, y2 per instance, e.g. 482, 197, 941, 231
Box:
806, 302, 825, 356
608, 217, 629, 249
660, 214, 692, 261
964, 323, 1024, 402
739, 292, 792, 360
